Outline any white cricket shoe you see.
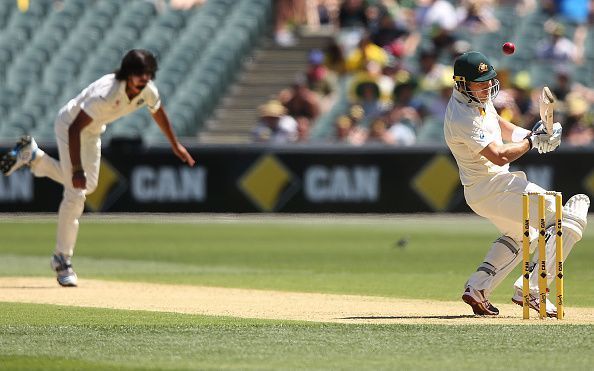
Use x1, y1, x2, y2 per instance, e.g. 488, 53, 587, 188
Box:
0, 135, 38, 176
511, 287, 557, 317
50, 254, 78, 287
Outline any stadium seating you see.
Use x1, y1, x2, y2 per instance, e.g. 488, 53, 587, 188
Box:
0, 0, 270, 143
0, 0, 591, 145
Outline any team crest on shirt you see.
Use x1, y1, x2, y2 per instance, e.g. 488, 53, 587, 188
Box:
137, 99, 145, 106
478, 63, 488, 73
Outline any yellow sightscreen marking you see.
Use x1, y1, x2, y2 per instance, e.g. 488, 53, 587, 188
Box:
411, 155, 460, 211
239, 155, 291, 211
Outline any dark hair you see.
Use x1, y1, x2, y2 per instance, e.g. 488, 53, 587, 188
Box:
114, 49, 158, 81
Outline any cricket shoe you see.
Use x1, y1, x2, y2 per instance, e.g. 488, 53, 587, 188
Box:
511, 287, 557, 317
0, 135, 38, 176
462, 286, 499, 315
50, 254, 78, 287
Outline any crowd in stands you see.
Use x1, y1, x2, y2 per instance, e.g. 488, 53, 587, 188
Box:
255, 0, 594, 147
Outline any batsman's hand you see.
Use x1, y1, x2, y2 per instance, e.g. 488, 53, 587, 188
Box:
530, 121, 562, 154
173, 142, 196, 167
72, 169, 87, 189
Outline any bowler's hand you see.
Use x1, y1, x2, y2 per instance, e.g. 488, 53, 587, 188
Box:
72, 169, 87, 189
173, 142, 196, 166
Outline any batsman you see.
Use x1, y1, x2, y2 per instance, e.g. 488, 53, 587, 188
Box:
443, 51, 590, 316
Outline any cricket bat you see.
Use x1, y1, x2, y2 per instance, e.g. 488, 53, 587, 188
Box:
540, 86, 555, 134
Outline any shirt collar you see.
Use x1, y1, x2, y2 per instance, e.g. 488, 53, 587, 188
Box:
452, 88, 486, 109
117, 79, 131, 103
118, 79, 146, 103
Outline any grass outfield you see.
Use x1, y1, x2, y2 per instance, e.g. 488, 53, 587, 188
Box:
0, 214, 593, 369
1, 302, 593, 370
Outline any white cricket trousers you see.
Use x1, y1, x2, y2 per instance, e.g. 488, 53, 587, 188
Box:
463, 171, 557, 294
30, 120, 101, 257
464, 171, 556, 242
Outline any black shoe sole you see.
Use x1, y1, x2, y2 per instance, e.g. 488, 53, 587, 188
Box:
0, 136, 31, 175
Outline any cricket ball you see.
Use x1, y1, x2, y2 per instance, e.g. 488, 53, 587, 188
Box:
502, 42, 515, 55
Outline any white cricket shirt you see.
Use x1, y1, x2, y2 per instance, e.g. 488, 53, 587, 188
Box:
56, 73, 161, 135
444, 89, 509, 186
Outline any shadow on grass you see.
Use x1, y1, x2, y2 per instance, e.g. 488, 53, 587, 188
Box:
339, 315, 478, 320
1, 286, 57, 289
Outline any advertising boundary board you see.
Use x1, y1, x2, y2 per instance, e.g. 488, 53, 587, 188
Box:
0, 143, 592, 213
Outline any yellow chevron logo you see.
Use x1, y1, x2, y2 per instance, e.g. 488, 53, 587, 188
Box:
85, 159, 125, 211
239, 155, 296, 211
411, 155, 460, 211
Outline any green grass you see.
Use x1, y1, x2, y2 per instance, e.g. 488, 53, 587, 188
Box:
0, 302, 593, 370
1, 216, 593, 369
1, 216, 593, 306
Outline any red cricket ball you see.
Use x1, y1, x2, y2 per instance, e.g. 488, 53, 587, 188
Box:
502, 42, 515, 55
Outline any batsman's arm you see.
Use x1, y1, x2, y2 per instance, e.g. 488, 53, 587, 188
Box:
151, 106, 196, 167
480, 139, 530, 166
497, 115, 530, 143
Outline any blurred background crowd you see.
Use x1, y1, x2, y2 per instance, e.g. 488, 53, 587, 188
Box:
0, 0, 593, 148
253, 0, 594, 147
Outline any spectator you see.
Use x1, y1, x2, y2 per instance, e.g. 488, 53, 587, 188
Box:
344, 33, 389, 73
279, 74, 321, 126
392, 71, 423, 115
449, 39, 472, 60
314, 0, 341, 28
252, 100, 298, 143
366, 118, 394, 144
169, 0, 205, 10
324, 38, 348, 75
338, 0, 368, 28
349, 64, 389, 123
507, 71, 534, 124
493, 89, 522, 124
555, 0, 590, 24
355, 80, 384, 121
296, 116, 311, 142
457, 0, 501, 34
275, 0, 307, 47
496, 0, 536, 16
334, 105, 366, 144
536, 21, 582, 66
334, 115, 350, 141
416, 46, 448, 93
416, 0, 458, 32
305, 49, 337, 112
370, 12, 409, 50
563, 92, 593, 146
334, 115, 355, 143
425, 67, 455, 119
551, 66, 572, 102
385, 107, 417, 145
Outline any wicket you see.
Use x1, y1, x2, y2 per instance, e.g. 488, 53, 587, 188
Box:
522, 192, 563, 320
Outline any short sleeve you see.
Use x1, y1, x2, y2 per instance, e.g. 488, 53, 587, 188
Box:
144, 80, 161, 113
456, 117, 496, 155
80, 96, 107, 120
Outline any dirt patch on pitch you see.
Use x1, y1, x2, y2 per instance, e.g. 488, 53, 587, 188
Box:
1, 277, 593, 325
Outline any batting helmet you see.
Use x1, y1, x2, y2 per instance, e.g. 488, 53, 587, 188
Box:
453, 51, 499, 103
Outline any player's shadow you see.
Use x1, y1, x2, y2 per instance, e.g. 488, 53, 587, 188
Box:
340, 315, 477, 320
